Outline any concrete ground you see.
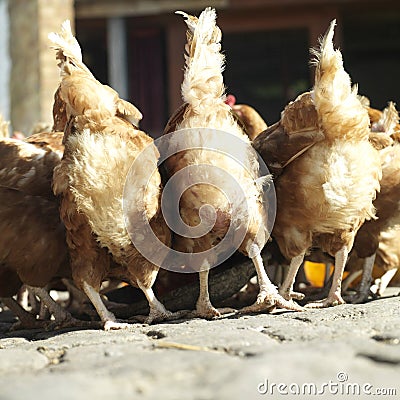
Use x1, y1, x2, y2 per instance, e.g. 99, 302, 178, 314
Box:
0, 289, 399, 400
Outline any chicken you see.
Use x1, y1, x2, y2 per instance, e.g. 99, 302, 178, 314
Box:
162, 8, 300, 319
225, 94, 268, 140
0, 186, 72, 327
253, 20, 382, 308
311, 102, 399, 301
348, 140, 400, 302
0, 130, 81, 328
49, 20, 180, 330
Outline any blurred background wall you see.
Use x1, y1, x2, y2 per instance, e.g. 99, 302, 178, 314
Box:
1, 0, 400, 137
0, 0, 10, 127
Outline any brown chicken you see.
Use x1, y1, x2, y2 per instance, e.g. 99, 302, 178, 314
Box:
0, 130, 78, 327
225, 94, 268, 140
163, 8, 300, 319
253, 20, 382, 308
349, 141, 400, 302
303, 102, 399, 302
49, 20, 179, 329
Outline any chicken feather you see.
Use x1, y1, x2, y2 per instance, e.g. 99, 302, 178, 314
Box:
0, 134, 62, 199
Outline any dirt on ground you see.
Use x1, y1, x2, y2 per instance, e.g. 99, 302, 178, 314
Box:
0, 287, 399, 400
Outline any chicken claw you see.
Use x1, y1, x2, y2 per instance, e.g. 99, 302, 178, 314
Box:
191, 300, 236, 320
188, 269, 236, 320
135, 282, 190, 324
194, 299, 221, 319
143, 309, 190, 324
3, 296, 103, 331
27, 286, 94, 330
241, 285, 304, 313
305, 293, 345, 308
343, 291, 370, 304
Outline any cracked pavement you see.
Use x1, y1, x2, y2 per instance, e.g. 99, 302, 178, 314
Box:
0, 289, 399, 400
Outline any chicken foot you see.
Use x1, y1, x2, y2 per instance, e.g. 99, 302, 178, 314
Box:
135, 281, 189, 324
345, 253, 375, 304
192, 267, 236, 319
28, 286, 70, 321
28, 286, 99, 329
240, 244, 303, 313
306, 246, 348, 308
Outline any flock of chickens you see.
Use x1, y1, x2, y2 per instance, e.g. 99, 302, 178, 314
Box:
0, 8, 399, 331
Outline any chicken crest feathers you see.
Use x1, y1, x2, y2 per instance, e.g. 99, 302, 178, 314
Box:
311, 19, 370, 141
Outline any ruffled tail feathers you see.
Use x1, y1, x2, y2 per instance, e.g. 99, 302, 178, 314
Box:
48, 20, 91, 76
311, 19, 370, 141
177, 7, 226, 112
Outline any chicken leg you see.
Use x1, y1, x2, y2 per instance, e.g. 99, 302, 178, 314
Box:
82, 281, 131, 331
306, 246, 348, 308
0, 297, 46, 330
135, 281, 188, 323
27, 286, 98, 329
192, 262, 236, 319
279, 253, 306, 301
195, 268, 220, 319
28, 287, 69, 321
345, 253, 375, 303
